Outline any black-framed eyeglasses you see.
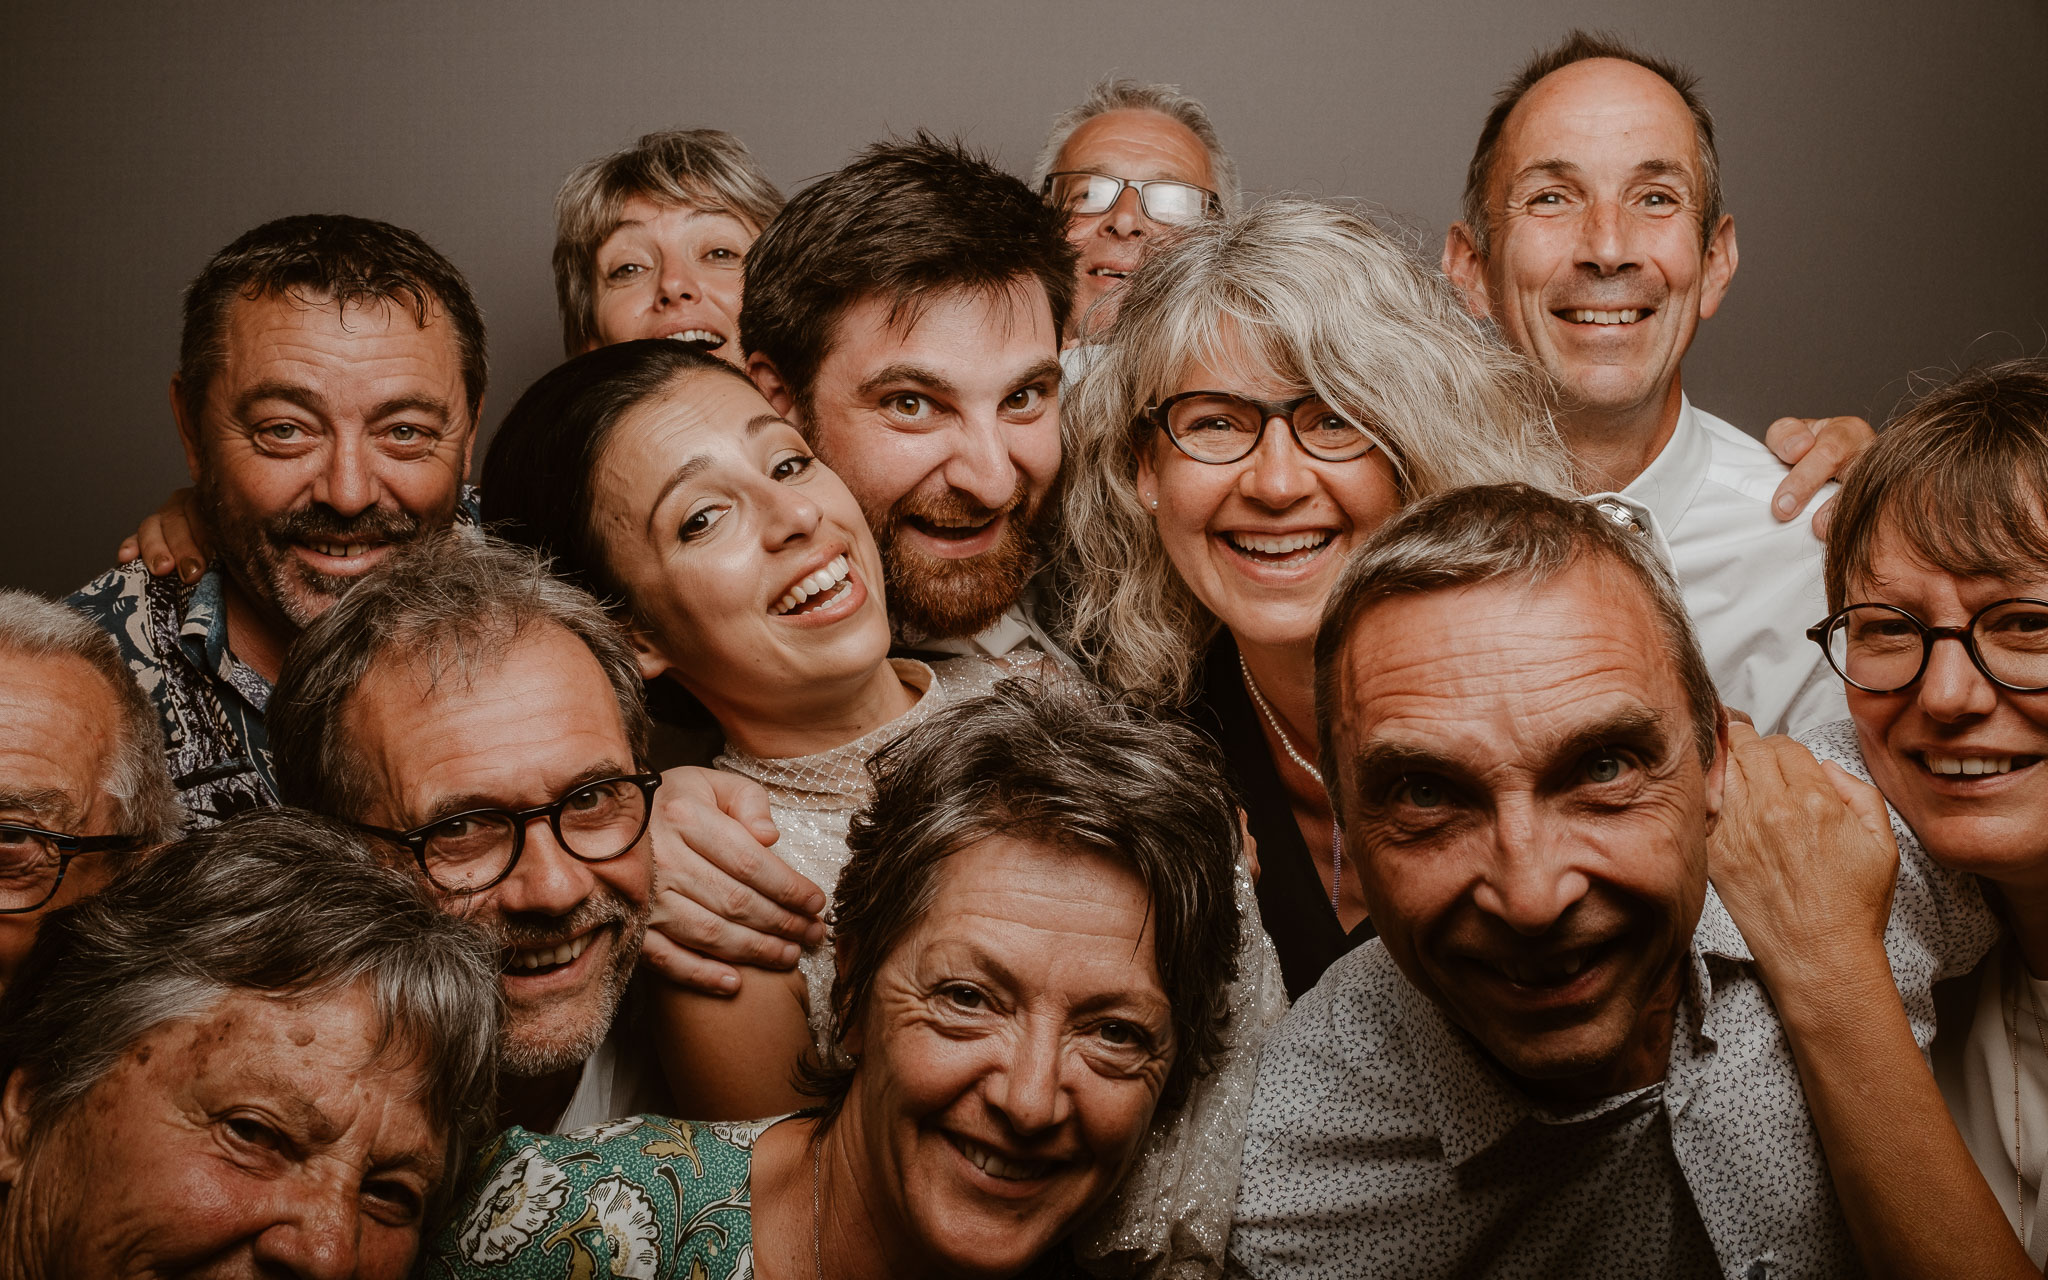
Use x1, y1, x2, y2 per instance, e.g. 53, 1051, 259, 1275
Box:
0, 823, 136, 914
1807, 599, 2048, 694
357, 772, 663, 895
1042, 171, 1221, 226
1143, 391, 1380, 465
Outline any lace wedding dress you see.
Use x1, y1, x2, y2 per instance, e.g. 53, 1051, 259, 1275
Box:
714, 654, 1289, 1279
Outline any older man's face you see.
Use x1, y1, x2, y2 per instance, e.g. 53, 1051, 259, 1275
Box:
1328, 557, 1723, 1100
176, 290, 475, 634
0, 652, 127, 994
1448, 58, 1737, 433
1051, 108, 1216, 337
755, 284, 1064, 642
0, 984, 441, 1279
345, 622, 652, 1080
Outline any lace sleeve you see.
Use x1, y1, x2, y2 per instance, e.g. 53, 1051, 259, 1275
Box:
1072, 854, 1291, 1279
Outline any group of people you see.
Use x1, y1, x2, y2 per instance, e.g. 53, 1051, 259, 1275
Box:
3, 26, 2042, 1279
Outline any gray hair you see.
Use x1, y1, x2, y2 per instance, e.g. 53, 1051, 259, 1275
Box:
0, 591, 181, 846
553, 128, 786, 356
1459, 29, 1724, 258
1313, 484, 1721, 823
807, 679, 1242, 1119
268, 533, 651, 821
0, 809, 500, 1204
1051, 197, 1575, 706
1031, 78, 1241, 213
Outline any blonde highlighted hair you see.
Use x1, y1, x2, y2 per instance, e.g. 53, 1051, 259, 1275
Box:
1050, 197, 1574, 706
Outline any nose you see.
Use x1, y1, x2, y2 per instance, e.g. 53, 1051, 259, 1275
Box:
313, 431, 380, 517
1917, 635, 2000, 723
1575, 197, 1639, 278
942, 413, 1023, 512
1103, 183, 1150, 238
1471, 796, 1592, 935
986, 1015, 1070, 1136
1235, 414, 1317, 510
491, 820, 597, 919
250, 1185, 361, 1280
760, 474, 826, 547
659, 258, 701, 307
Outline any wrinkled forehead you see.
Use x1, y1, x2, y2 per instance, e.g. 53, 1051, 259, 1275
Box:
1056, 108, 1215, 188
0, 653, 121, 820
1496, 57, 1704, 185
1333, 570, 1689, 771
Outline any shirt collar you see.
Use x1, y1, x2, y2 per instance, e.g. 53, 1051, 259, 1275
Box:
176, 565, 235, 680
1620, 394, 1713, 534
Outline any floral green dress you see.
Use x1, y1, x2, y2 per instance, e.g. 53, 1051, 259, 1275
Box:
420, 1115, 773, 1279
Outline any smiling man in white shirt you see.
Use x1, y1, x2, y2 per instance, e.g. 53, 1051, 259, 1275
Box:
1443, 30, 1848, 736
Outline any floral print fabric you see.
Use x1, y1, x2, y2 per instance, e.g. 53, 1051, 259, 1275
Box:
423, 1115, 771, 1280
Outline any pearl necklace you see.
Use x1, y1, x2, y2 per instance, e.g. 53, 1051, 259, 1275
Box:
1239, 652, 1344, 915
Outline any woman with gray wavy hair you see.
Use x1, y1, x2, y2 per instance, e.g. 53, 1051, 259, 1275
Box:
1052, 196, 1575, 998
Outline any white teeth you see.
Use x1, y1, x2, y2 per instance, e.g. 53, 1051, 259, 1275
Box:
771, 555, 852, 616
957, 1137, 1054, 1181
668, 329, 725, 348
506, 932, 595, 973
310, 542, 371, 558
1564, 309, 1643, 325
1229, 531, 1333, 557
1090, 268, 1130, 278
1926, 753, 2017, 776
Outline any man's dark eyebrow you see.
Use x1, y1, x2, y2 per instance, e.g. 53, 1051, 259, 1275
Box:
365, 394, 455, 425
1510, 158, 1583, 188
411, 759, 633, 827
1012, 358, 1063, 390
234, 380, 327, 420
0, 789, 77, 824
1345, 741, 1464, 787
855, 363, 960, 401
1542, 707, 1672, 777
642, 413, 790, 537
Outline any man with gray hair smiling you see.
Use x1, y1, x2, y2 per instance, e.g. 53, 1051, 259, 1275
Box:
1034, 77, 1238, 344
1227, 484, 1996, 1277
268, 532, 671, 1135
0, 809, 500, 1279
0, 590, 181, 997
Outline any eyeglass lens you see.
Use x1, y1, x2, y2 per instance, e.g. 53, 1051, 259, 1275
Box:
1824, 601, 2048, 691
0, 826, 66, 912
1163, 393, 1374, 463
1052, 174, 1211, 225
415, 777, 653, 893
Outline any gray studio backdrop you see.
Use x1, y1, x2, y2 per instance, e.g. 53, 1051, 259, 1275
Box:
5, 0, 2045, 596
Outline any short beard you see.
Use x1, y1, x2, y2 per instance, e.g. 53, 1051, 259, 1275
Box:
865, 482, 1050, 642
195, 480, 432, 629
483, 890, 650, 1080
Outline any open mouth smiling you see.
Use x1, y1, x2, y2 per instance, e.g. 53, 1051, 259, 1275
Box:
948, 1133, 1064, 1184
1222, 530, 1336, 566
1915, 751, 2043, 779
503, 926, 608, 977
1556, 308, 1653, 326
661, 328, 727, 354
771, 554, 854, 617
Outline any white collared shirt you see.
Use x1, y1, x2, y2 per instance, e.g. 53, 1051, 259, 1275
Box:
1618, 396, 1846, 736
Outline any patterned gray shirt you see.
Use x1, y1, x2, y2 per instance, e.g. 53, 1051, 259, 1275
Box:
1228, 719, 1998, 1279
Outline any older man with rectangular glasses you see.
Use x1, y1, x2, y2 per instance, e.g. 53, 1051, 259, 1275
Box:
1809, 598, 2048, 693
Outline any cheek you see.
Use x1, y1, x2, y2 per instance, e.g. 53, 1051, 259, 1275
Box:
595, 855, 654, 915
1328, 459, 1403, 530
1013, 421, 1064, 497
1069, 1071, 1165, 1165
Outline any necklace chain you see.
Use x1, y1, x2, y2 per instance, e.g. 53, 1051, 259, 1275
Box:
2006, 947, 2048, 1246
1239, 653, 1343, 916
811, 1136, 824, 1280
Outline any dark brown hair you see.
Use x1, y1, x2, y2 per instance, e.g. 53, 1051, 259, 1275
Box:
1824, 357, 2048, 610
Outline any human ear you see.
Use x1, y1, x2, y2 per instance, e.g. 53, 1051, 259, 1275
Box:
1703, 703, 1733, 820
1133, 443, 1160, 513
170, 378, 205, 482
628, 622, 676, 683
0, 1069, 37, 1187
1441, 223, 1495, 322
1697, 214, 1739, 321
748, 356, 799, 422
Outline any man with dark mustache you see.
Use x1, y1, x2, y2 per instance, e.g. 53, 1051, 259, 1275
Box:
69, 214, 484, 825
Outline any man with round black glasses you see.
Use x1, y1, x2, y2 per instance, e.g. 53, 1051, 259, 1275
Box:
1032, 77, 1237, 343
268, 532, 672, 1134
0, 590, 181, 996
